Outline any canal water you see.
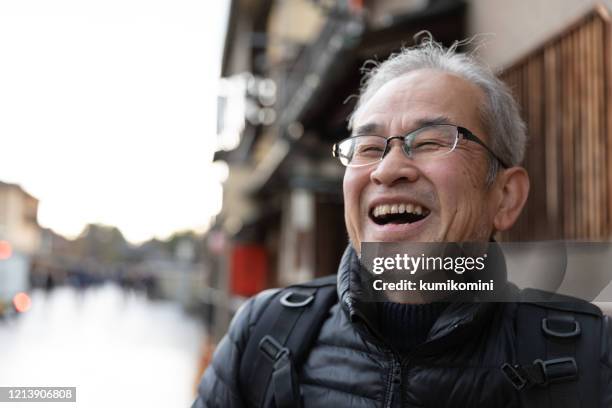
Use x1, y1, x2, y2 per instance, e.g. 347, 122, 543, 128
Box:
0, 284, 205, 407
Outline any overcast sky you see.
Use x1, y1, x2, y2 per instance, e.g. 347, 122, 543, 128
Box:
0, 0, 230, 243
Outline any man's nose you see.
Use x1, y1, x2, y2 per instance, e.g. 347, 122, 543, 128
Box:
370, 141, 420, 186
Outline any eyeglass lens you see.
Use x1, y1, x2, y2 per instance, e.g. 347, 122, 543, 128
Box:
338, 125, 458, 166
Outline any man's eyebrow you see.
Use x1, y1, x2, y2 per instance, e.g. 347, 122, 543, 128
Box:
351, 116, 453, 137
413, 116, 453, 128
351, 123, 381, 136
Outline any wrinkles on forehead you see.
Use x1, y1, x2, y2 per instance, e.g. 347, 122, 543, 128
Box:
350, 69, 488, 143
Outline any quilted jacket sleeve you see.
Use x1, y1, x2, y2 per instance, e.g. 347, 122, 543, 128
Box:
601, 315, 612, 408
191, 289, 279, 408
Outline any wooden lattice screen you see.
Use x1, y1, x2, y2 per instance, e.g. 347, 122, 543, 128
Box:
499, 7, 612, 241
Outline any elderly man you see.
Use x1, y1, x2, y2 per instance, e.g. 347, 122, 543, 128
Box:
193, 39, 612, 407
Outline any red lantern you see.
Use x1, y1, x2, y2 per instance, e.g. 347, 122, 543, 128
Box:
230, 245, 267, 296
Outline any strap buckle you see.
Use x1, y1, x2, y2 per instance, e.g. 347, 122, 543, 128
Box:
534, 357, 578, 386
541, 317, 581, 338
280, 291, 314, 308
259, 335, 290, 362
259, 336, 301, 408
501, 363, 528, 390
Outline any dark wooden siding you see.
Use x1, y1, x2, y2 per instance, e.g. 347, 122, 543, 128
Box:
499, 7, 612, 241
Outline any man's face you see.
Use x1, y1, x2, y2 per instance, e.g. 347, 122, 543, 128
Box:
344, 69, 501, 250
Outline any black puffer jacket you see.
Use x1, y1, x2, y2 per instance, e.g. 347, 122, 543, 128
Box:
193, 246, 612, 407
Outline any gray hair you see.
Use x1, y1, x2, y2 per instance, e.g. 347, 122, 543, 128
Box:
348, 35, 527, 182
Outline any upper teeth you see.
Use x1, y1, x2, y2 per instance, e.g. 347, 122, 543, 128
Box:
372, 203, 425, 218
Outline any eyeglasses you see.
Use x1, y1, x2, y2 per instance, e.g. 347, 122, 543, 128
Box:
332, 124, 509, 168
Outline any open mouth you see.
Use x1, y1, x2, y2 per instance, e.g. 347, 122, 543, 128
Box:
370, 203, 430, 226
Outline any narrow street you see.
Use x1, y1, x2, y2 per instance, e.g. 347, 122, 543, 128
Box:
0, 284, 205, 407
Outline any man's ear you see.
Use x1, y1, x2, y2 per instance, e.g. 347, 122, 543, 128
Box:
493, 167, 530, 232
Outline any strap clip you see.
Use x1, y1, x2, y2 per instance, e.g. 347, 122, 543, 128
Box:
259, 335, 290, 362
501, 363, 528, 390
541, 317, 581, 338
280, 291, 314, 308
259, 335, 301, 408
534, 357, 578, 386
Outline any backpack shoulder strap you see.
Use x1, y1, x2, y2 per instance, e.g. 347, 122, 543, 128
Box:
504, 290, 603, 408
239, 274, 338, 408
